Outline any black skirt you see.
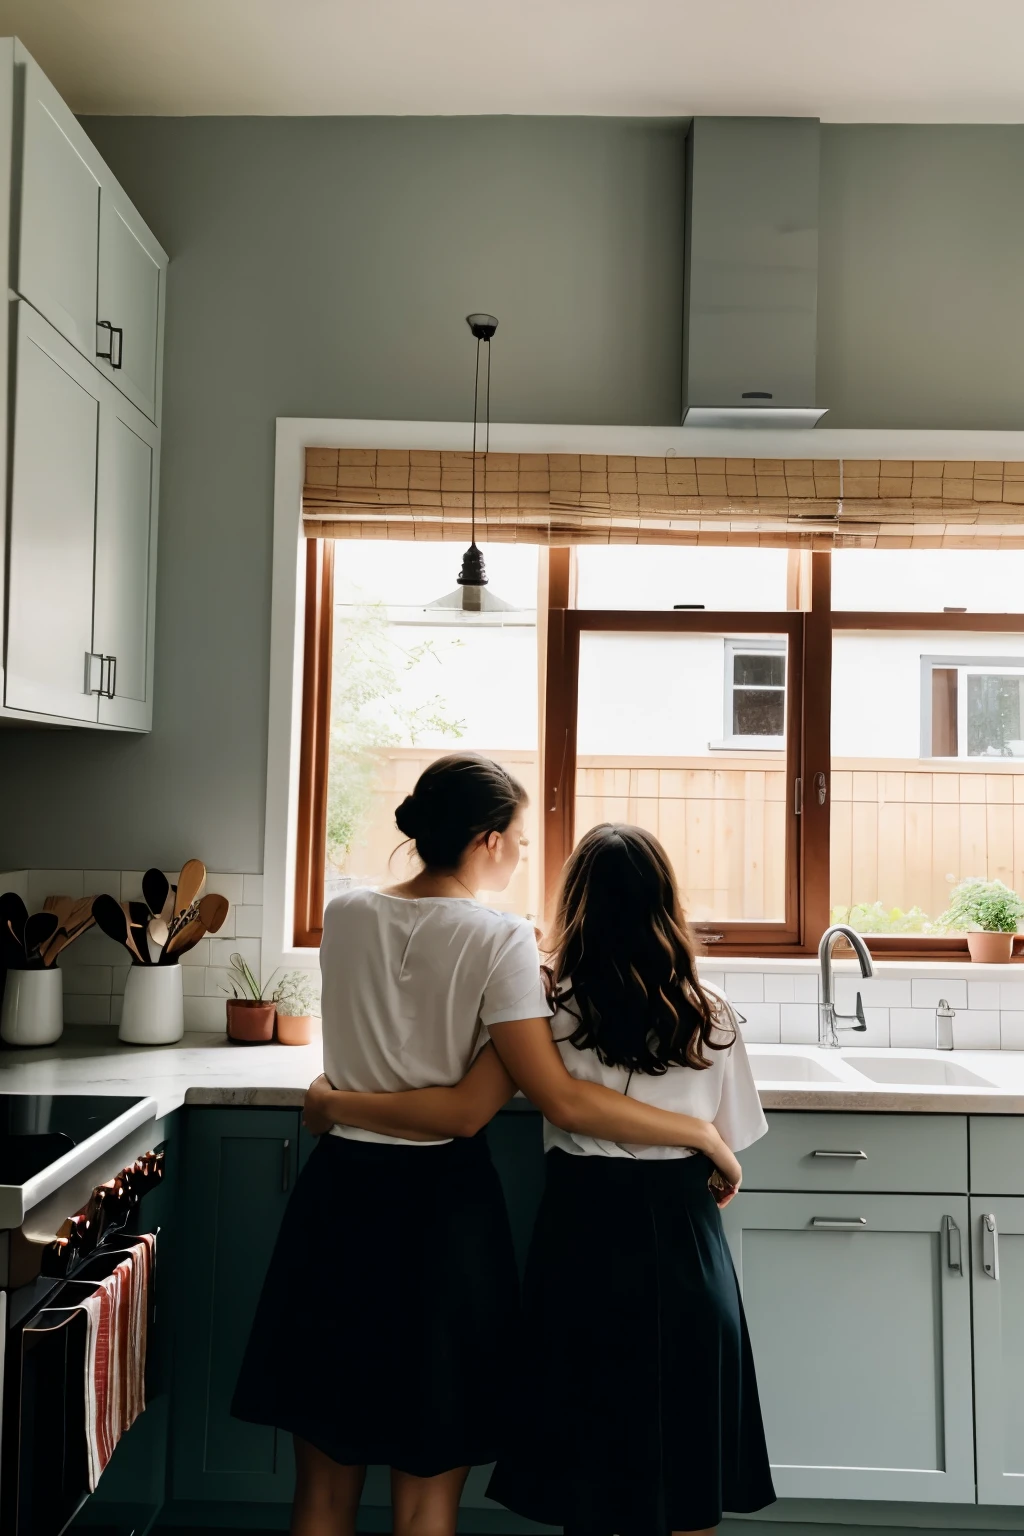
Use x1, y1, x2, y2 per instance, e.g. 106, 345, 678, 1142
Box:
487, 1150, 776, 1535
231, 1131, 520, 1477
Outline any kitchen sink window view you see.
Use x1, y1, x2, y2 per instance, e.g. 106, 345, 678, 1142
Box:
296, 538, 1024, 957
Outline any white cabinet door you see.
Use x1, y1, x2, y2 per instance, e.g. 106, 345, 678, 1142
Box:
15, 46, 100, 361
97, 181, 165, 423
6, 307, 101, 722
723, 1191, 975, 1503
94, 395, 160, 731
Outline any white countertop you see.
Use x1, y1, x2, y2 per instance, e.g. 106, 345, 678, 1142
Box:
4, 1030, 1024, 1117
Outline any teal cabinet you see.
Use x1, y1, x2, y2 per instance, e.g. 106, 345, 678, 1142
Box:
972, 1198, 1024, 1505
723, 1191, 975, 1503
171, 1107, 300, 1504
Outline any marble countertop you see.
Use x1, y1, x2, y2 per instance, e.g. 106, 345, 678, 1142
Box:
4, 1030, 1024, 1118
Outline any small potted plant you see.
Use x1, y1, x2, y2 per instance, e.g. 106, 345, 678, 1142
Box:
939, 878, 1024, 963
224, 952, 276, 1044
273, 970, 321, 1046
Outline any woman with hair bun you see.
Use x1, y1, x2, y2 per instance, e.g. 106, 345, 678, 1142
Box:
234, 758, 745, 1536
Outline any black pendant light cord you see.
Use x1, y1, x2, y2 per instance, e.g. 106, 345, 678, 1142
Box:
471, 334, 481, 549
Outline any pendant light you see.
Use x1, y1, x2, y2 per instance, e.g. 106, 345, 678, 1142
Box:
426, 313, 515, 616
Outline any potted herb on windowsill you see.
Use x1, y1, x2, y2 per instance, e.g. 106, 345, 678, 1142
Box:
273, 971, 321, 1046
224, 952, 276, 1043
939, 878, 1024, 963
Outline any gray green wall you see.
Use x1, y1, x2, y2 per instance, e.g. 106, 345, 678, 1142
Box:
1, 116, 1022, 872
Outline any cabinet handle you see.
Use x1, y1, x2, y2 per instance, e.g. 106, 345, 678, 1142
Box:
85, 651, 104, 695
97, 320, 123, 370
944, 1214, 963, 1275
982, 1213, 999, 1280
105, 655, 117, 700
282, 1138, 291, 1192
812, 1149, 867, 1160
811, 1216, 867, 1229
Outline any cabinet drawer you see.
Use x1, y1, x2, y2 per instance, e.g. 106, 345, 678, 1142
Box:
969, 1118, 1024, 1195
740, 1112, 968, 1193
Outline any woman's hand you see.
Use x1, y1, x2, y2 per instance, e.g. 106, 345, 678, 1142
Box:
709, 1168, 741, 1208
705, 1127, 743, 1191
303, 1073, 335, 1136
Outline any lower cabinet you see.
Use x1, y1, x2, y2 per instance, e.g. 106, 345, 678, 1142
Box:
972, 1197, 1024, 1505
723, 1191, 975, 1503
171, 1108, 300, 1503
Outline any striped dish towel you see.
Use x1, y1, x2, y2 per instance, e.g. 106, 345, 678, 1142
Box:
79, 1233, 157, 1490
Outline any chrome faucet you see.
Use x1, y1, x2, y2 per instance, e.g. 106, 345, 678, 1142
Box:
818, 924, 874, 1048
935, 999, 955, 1051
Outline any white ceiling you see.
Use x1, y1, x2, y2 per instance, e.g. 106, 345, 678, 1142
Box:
1, 0, 1022, 120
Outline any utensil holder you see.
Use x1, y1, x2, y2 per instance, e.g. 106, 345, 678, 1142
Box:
119, 963, 184, 1045
0, 967, 63, 1047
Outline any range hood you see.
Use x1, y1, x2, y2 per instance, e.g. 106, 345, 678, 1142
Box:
682, 117, 827, 429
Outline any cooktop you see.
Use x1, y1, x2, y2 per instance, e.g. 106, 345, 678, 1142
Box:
0, 1094, 157, 1229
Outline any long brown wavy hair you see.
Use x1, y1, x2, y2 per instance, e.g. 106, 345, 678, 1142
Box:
548, 823, 733, 1075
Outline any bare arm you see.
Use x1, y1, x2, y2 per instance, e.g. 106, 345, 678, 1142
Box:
488, 1016, 743, 1186
303, 1043, 517, 1141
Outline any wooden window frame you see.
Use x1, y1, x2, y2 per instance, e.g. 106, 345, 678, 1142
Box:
294, 538, 1024, 961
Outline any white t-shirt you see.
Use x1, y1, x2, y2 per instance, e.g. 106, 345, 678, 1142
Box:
320, 888, 551, 1146
543, 982, 768, 1160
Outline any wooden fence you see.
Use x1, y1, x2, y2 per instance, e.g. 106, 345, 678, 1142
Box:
332, 749, 1024, 924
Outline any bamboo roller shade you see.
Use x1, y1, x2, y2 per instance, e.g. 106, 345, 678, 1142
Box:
302, 450, 1024, 548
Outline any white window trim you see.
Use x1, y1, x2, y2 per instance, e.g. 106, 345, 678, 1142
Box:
265, 421, 1024, 970
921, 653, 1024, 761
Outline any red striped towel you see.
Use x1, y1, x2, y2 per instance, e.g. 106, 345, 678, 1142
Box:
80, 1233, 156, 1490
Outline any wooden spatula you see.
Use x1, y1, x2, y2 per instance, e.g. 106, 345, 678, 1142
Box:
198, 893, 229, 934
164, 915, 206, 960
175, 860, 206, 920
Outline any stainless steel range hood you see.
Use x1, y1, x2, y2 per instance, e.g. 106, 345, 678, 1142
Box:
682, 117, 827, 429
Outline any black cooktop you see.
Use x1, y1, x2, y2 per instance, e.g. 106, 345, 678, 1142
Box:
0, 1095, 146, 1185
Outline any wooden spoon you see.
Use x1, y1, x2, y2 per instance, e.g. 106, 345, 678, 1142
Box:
175, 860, 206, 920
142, 868, 170, 919
198, 893, 229, 935
164, 916, 206, 961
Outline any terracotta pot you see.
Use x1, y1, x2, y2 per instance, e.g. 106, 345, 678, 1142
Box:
967, 931, 1015, 964
276, 1013, 314, 1046
226, 999, 276, 1043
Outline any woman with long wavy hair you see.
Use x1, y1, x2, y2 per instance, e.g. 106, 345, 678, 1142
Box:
487, 822, 775, 1536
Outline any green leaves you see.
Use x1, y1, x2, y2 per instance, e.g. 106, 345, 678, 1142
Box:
938, 878, 1024, 935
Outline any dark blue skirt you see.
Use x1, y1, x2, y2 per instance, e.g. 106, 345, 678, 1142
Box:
487, 1149, 776, 1534
232, 1131, 520, 1477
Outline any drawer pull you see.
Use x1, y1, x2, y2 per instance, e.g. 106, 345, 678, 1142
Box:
812, 1149, 867, 1160
983, 1213, 999, 1280
811, 1216, 867, 1229
944, 1214, 963, 1275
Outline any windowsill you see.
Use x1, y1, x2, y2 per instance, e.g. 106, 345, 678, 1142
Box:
696, 954, 1024, 977
707, 738, 786, 752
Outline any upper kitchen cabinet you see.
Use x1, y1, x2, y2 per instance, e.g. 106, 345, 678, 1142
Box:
4, 302, 159, 730
13, 42, 166, 424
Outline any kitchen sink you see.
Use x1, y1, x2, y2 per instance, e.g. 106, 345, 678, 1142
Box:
748, 1054, 845, 1083
843, 1055, 996, 1088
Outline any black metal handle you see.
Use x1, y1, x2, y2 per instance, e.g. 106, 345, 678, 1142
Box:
97, 320, 123, 369
106, 654, 117, 700
282, 1138, 291, 1192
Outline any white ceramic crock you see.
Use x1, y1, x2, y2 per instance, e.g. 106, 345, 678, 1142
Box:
119, 963, 185, 1045
0, 967, 63, 1047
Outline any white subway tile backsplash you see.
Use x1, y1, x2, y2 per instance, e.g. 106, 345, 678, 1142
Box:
84, 870, 121, 900
59, 965, 112, 996
953, 1010, 1001, 1050
0, 871, 29, 901
737, 1003, 780, 1043
207, 873, 245, 906
181, 967, 206, 996
209, 936, 260, 973
856, 1008, 891, 1049
179, 939, 211, 967
911, 979, 967, 1010
724, 973, 764, 1003
111, 965, 130, 996
119, 871, 145, 903
837, 977, 911, 1009
184, 996, 227, 1031
243, 874, 264, 904
234, 905, 262, 939
764, 975, 795, 1003
697, 970, 725, 991
1000, 1011, 1024, 1050
63, 994, 110, 1025
793, 974, 819, 1003
889, 1008, 937, 1049
66, 928, 128, 966
967, 981, 1000, 1009
779, 1003, 818, 1044
205, 967, 235, 998
1000, 983, 1024, 1010
28, 869, 84, 905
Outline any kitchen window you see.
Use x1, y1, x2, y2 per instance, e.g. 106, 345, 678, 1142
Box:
295, 540, 1024, 959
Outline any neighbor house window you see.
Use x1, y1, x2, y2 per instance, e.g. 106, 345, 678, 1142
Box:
722, 640, 787, 747
923, 658, 1024, 758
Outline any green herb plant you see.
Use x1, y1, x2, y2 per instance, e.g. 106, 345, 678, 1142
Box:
938, 877, 1024, 934
274, 970, 321, 1019
226, 952, 272, 1002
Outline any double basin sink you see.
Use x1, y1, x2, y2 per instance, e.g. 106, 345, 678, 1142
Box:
750, 1051, 997, 1090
